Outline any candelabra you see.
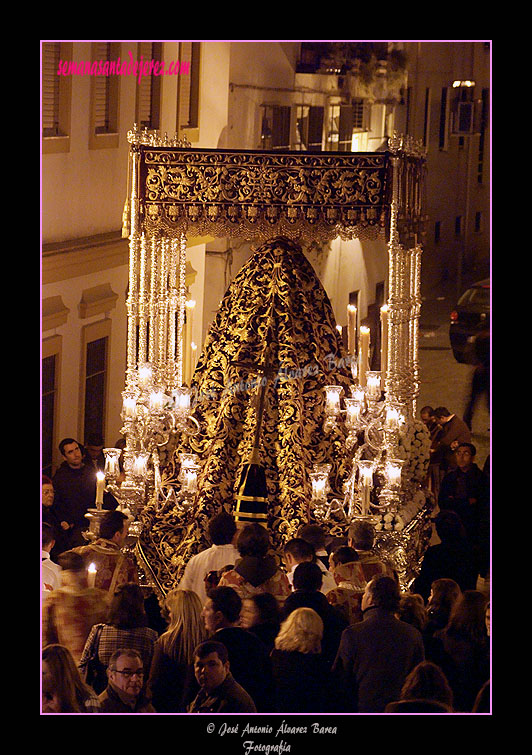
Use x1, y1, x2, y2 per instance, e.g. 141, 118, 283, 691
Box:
118, 361, 200, 519
316, 369, 407, 524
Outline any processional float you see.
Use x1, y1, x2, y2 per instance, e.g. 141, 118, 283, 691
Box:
98, 124, 433, 595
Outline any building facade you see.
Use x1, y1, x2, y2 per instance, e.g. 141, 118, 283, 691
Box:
41, 40, 490, 476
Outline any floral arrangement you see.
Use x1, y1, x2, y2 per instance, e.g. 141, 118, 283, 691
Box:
396, 418, 431, 484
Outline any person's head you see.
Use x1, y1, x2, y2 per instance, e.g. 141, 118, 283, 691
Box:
275, 607, 323, 654
59, 438, 83, 468
99, 510, 130, 544
84, 433, 104, 460
107, 649, 145, 698
42, 476, 55, 508
236, 523, 270, 558
445, 590, 489, 644
433, 407, 451, 425
427, 578, 461, 616
362, 574, 400, 613
42, 675, 62, 713
420, 406, 434, 427
42, 644, 92, 712
202, 586, 242, 632
347, 520, 375, 551
161, 589, 208, 663
329, 545, 359, 571
398, 594, 427, 632
208, 511, 237, 545
292, 561, 323, 592
454, 442, 477, 471
42, 522, 55, 552
297, 523, 327, 553
240, 592, 280, 630
193, 641, 230, 692
400, 661, 454, 708
108, 583, 147, 629
283, 537, 315, 570
434, 510, 466, 543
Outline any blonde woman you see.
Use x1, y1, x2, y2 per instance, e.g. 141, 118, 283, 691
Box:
270, 607, 333, 713
147, 589, 208, 712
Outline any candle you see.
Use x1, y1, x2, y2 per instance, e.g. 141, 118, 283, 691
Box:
385, 459, 404, 488
324, 385, 343, 416
174, 387, 191, 414
347, 304, 357, 354
184, 469, 198, 492
345, 398, 362, 429
385, 405, 402, 430
358, 460, 374, 515
380, 305, 389, 380
122, 396, 137, 418
149, 390, 164, 412
87, 562, 97, 588
366, 371, 381, 401
95, 471, 105, 507
137, 362, 153, 389
132, 453, 149, 477
358, 326, 370, 387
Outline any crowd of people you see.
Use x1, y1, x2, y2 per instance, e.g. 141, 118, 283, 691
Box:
41, 432, 491, 715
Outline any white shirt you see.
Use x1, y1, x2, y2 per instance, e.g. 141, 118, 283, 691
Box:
42, 550, 62, 592
178, 543, 240, 604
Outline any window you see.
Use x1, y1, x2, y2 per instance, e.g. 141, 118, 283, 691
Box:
42, 354, 57, 477
294, 105, 324, 151
42, 41, 72, 153
84, 336, 108, 442
136, 42, 162, 129
477, 88, 489, 184
260, 105, 291, 149
42, 336, 62, 475
326, 104, 353, 151
439, 87, 449, 150
89, 42, 120, 149
455, 216, 463, 236
434, 221, 441, 243
81, 320, 111, 442
423, 88, 431, 148
177, 41, 201, 140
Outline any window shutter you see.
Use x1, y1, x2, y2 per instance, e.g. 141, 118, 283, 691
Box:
137, 42, 154, 127
42, 43, 60, 136
93, 42, 111, 133
308, 106, 324, 151
272, 106, 291, 149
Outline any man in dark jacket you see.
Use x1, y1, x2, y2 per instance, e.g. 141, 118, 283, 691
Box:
202, 586, 274, 712
188, 640, 257, 713
438, 443, 489, 575
53, 438, 116, 548
98, 649, 155, 713
332, 574, 425, 713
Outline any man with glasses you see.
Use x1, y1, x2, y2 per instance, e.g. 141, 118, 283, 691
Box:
98, 648, 155, 713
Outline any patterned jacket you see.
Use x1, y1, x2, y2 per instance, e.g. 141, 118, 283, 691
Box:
73, 538, 139, 593
218, 556, 292, 607
42, 586, 109, 664
80, 623, 158, 673
325, 561, 366, 625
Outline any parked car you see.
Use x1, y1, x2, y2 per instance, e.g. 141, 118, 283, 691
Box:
449, 279, 490, 364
